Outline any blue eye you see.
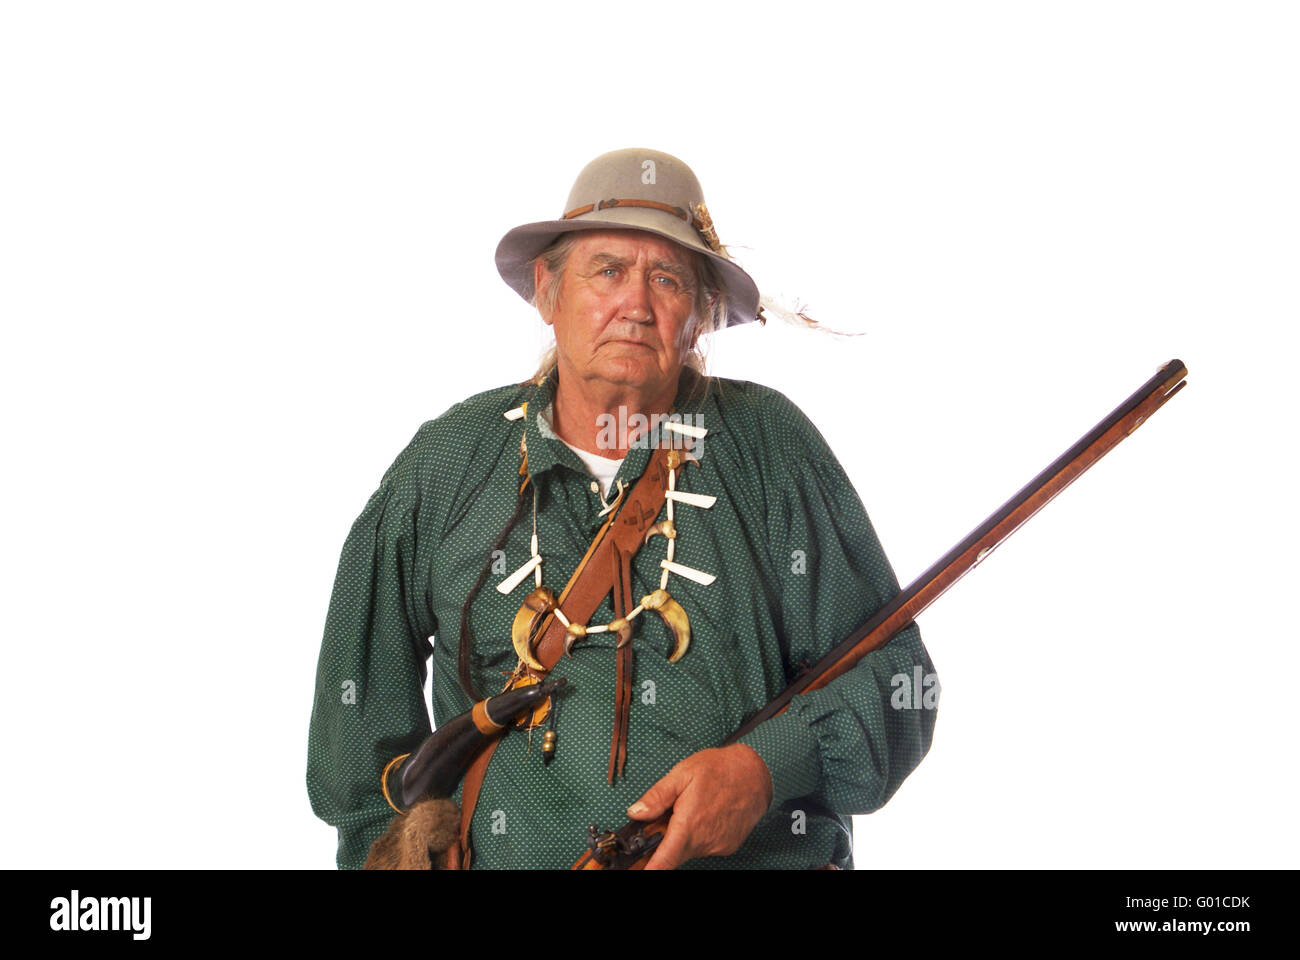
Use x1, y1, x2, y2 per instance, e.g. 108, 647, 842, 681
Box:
602, 267, 619, 278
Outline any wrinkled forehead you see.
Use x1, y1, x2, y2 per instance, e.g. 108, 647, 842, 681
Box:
566, 228, 698, 273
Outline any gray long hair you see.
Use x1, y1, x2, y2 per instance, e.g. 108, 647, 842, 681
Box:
528, 232, 728, 389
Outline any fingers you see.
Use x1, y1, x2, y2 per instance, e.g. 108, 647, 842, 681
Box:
629, 762, 693, 869
628, 765, 688, 821
625, 747, 769, 869
642, 815, 692, 870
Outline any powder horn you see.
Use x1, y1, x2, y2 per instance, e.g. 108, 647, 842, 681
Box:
386, 676, 567, 810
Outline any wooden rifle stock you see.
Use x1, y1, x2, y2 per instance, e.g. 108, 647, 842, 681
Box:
573, 358, 1189, 870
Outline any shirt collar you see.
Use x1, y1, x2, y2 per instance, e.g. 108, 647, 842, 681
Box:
520, 367, 707, 486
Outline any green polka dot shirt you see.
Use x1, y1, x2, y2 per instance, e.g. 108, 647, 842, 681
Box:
306, 368, 937, 869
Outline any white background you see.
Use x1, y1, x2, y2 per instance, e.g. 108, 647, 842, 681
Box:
2, 1, 1296, 869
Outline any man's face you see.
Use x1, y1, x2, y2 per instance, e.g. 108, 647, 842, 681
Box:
535, 230, 701, 399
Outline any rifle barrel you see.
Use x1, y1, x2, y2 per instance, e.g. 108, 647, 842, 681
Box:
574, 358, 1189, 869
725, 358, 1187, 741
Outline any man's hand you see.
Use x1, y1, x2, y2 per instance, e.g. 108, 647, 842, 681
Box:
626, 743, 774, 870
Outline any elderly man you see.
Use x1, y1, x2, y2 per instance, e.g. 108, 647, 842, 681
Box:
306, 148, 938, 870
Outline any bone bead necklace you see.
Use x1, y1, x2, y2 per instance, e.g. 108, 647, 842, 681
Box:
495, 401, 716, 734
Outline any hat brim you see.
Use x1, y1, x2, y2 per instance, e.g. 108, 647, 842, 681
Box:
495, 207, 760, 328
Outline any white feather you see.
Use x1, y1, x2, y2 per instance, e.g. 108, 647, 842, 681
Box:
757, 293, 863, 337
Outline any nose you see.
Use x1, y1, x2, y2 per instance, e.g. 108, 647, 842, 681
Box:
620, 272, 653, 324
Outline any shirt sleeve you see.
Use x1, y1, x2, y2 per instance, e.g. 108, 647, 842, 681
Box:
736, 442, 938, 817
306, 424, 437, 869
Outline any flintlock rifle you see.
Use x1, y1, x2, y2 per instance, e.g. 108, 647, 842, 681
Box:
574, 358, 1189, 870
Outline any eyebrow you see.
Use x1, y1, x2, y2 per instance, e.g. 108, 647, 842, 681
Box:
585, 252, 634, 270
651, 259, 691, 279
583, 252, 695, 281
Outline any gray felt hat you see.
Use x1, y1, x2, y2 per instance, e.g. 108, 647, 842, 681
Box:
495, 148, 761, 328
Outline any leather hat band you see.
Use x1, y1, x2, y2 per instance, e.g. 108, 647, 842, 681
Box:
564, 197, 695, 226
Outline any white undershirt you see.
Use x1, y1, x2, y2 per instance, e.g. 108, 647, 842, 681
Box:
562, 440, 625, 499
541, 403, 625, 498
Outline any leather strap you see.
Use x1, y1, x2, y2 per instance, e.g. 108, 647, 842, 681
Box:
564, 198, 693, 224
531, 447, 671, 666
609, 542, 634, 783
456, 445, 676, 868
457, 741, 491, 870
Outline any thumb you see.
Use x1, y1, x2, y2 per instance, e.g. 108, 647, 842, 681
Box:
627, 767, 686, 820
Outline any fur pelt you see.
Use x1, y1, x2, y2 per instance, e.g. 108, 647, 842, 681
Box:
363, 798, 461, 870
